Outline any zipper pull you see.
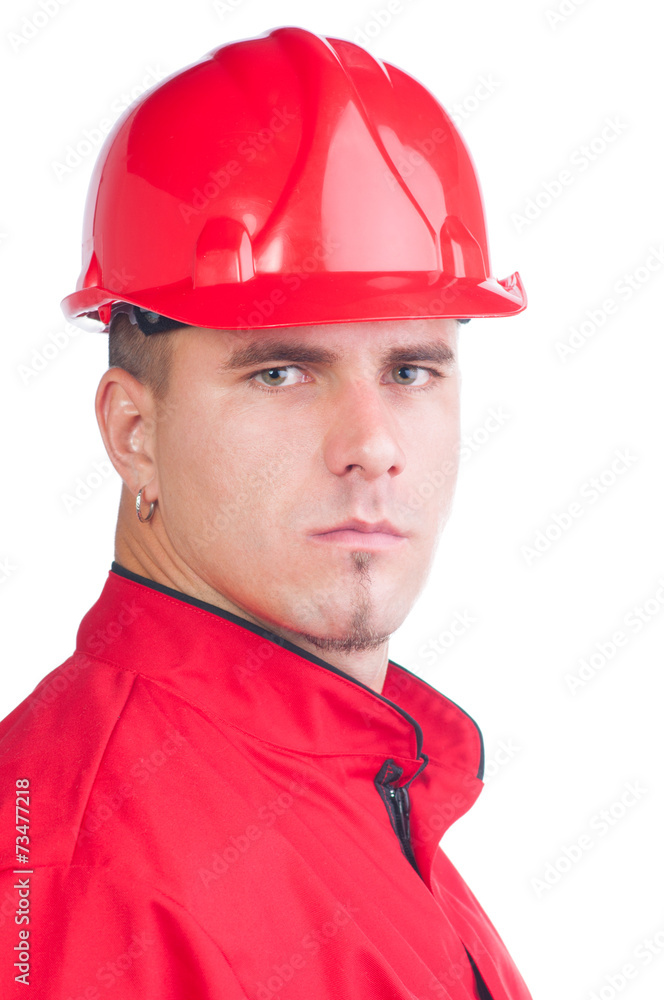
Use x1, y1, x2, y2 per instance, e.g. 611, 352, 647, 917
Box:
374, 758, 422, 877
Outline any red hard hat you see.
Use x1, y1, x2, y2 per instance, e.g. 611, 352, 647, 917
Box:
61, 25, 526, 333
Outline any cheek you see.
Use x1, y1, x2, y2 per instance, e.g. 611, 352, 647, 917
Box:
154, 406, 234, 542
408, 399, 460, 510
156, 402, 305, 540
161, 412, 231, 492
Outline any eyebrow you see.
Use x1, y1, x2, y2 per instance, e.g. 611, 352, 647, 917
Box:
215, 339, 456, 374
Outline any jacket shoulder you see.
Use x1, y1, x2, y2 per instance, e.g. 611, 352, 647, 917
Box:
0, 652, 137, 869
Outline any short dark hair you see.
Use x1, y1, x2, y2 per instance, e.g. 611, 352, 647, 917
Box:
108, 310, 175, 400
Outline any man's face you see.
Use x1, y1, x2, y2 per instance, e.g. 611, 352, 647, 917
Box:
150, 317, 460, 653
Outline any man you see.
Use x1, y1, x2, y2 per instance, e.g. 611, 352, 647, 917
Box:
0, 25, 530, 999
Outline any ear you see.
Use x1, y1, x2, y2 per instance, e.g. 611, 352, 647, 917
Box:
95, 367, 159, 501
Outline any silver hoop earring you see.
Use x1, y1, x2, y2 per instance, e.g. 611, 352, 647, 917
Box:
136, 486, 156, 523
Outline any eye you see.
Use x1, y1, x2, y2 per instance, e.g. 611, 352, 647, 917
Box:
250, 366, 307, 389
247, 363, 445, 394
388, 365, 441, 388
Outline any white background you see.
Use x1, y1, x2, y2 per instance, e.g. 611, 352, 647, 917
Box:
1, 1, 662, 997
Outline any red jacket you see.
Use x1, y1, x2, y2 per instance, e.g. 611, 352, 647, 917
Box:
0, 563, 532, 999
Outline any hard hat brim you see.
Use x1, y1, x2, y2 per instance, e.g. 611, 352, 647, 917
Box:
62, 270, 526, 333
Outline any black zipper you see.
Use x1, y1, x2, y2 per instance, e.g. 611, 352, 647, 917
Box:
374, 755, 428, 879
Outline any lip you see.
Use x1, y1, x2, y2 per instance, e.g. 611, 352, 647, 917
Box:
312, 518, 406, 536
308, 519, 408, 550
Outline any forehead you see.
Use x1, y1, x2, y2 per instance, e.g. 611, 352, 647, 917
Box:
172, 316, 459, 368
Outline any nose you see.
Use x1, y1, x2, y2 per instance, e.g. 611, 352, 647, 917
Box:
321, 378, 406, 480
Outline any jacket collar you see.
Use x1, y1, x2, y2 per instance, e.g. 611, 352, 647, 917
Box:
75, 563, 485, 878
